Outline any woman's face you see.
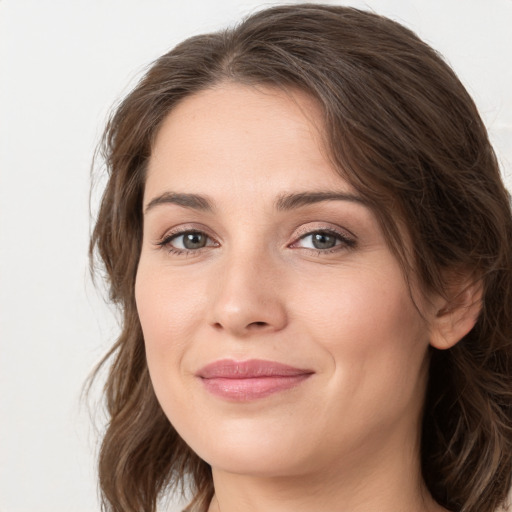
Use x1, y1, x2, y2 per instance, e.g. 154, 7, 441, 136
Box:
136, 83, 435, 479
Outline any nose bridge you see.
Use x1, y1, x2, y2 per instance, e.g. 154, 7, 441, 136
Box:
208, 236, 287, 336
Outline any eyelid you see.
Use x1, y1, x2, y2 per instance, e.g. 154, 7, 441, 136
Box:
296, 221, 354, 235
155, 223, 216, 242
292, 223, 356, 241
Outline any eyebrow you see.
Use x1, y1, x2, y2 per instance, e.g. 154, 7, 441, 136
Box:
144, 192, 214, 214
144, 190, 368, 214
275, 191, 369, 211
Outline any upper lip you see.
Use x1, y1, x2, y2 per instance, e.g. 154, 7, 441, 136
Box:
196, 359, 314, 379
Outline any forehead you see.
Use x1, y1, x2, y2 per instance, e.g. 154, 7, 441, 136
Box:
145, 83, 353, 202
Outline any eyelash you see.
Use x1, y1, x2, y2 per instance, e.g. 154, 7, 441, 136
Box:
156, 226, 356, 256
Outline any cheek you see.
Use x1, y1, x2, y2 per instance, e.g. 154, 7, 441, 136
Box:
134, 264, 207, 417
135, 264, 206, 352
295, 265, 426, 349
295, 267, 429, 408
134, 264, 210, 438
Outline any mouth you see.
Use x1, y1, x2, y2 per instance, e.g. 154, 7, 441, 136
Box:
196, 359, 314, 401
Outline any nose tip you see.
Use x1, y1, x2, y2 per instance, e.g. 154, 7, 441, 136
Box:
208, 259, 288, 337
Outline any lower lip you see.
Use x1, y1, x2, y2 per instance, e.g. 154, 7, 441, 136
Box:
200, 374, 312, 401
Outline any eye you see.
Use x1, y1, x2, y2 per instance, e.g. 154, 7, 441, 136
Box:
292, 229, 356, 252
300, 231, 339, 250
157, 230, 218, 254
172, 231, 208, 250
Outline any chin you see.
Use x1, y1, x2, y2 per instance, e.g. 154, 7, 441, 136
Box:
178, 416, 317, 477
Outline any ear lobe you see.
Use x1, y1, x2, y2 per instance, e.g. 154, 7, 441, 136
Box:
429, 277, 483, 350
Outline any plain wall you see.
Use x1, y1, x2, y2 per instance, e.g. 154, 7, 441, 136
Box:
1, 1, 511, 511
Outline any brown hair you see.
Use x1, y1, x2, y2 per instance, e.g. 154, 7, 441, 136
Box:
90, 4, 512, 512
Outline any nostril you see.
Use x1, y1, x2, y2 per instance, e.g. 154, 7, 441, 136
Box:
248, 321, 268, 329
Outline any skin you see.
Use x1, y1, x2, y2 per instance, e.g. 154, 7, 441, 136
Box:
135, 83, 456, 512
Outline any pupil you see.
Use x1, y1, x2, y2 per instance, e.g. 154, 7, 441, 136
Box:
312, 232, 336, 250
183, 232, 206, 249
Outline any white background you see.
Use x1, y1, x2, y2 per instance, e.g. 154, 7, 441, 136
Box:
1, 1, 511, 511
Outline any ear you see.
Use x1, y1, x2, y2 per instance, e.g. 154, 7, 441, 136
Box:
429, 274, 483, 350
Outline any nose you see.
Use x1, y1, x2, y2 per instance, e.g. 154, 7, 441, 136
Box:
207, 247, 288, 337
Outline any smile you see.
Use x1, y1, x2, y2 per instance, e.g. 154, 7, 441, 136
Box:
196, 359, 314, 401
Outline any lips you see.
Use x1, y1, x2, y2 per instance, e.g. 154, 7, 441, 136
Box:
196, 359, 314, 401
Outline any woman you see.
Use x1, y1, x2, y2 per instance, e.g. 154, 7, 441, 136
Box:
90, 4, 512, 512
